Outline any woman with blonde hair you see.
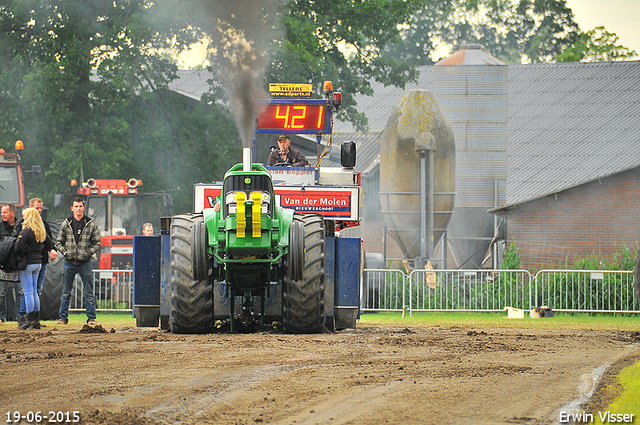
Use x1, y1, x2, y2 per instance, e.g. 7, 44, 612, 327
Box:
15, 207, 53, 330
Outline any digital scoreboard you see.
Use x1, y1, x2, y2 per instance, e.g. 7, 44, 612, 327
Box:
256, 100, 330, 134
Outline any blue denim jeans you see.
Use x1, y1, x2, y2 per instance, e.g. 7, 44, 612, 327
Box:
19, 263, 42, 313
58, 261, 96, 322
19, 264, 46, 316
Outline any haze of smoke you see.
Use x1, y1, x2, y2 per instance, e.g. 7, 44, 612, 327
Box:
206, 0, 286, 148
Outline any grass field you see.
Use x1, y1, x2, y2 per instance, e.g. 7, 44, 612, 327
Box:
41, 310, 640, 331
594, 361, 640, 425
359, 311, 640, 331
39, 312, 137, 328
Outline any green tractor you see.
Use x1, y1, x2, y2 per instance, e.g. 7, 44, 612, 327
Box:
169, 154, 326, 333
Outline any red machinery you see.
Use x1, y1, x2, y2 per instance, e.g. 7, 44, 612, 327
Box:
50, 177, 171, 295
73, 178, 145, 270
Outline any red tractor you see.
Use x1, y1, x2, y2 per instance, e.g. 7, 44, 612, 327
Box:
39, 178, 172, 319
0, 141, 42, 321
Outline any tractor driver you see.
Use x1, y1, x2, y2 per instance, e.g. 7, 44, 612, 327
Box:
267, 135, 309, 167
142, 223, 154, 236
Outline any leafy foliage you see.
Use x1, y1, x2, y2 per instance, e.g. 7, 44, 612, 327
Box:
122, 91, 241, 213
557, 26, 638, 62
0, 0, 239, 213
502, 240, 522, 270
266, 0, 423, 131
0, 0, 637, 217
382, 0, 581, 65
570, 242, 637, 272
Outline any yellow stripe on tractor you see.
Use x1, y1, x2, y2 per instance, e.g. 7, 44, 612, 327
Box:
236, 191, 246, 238
251, 191, 262, 238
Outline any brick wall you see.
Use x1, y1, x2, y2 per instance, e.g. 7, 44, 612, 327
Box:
503, 167, 640, 270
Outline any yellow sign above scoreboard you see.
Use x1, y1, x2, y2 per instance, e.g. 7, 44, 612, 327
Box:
269, 83, 312, 98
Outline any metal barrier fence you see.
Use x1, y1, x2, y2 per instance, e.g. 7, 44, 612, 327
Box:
534, 270, 639, 313
69, 269, 133, 312
360, 268, 407, 312
409, 269, 532, 313
361, 268, 640, 315
78, 268, 638, 315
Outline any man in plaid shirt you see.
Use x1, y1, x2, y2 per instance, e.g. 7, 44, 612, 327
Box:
56, 197, 101, 325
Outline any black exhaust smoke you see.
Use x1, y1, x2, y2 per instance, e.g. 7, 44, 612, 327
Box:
201, 0, 286, 148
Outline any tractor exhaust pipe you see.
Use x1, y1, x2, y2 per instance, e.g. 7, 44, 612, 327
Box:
243, 148, 252, 172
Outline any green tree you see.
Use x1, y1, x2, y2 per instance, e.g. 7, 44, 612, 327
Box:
557, 26, 638, 62
0, 0, 240, 213
179, 0, 424, 133
382, 0, 581, 65
268, 0, 424, 131
124, 91, 241, 213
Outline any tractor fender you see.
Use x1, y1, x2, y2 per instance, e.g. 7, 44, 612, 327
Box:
203, 207, 219, 246
277, 206, 295, 249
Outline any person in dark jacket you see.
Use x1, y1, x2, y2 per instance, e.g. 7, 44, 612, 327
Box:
15, 207, 53, 330
56, 197, 101, 325
0, 204, 21, 325
15, 198, 58, 324
267, 134, 310, 167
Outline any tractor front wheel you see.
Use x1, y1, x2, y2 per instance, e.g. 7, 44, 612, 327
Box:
170, 214, 213, 334
282, 214, 325, 333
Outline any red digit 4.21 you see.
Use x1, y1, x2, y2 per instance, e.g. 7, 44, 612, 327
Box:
275, 105, 308, 129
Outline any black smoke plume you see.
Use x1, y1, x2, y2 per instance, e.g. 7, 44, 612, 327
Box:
200, 0, 285, 147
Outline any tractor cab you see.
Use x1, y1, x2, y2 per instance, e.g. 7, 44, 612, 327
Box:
0, 150, 24, 207
53, 178, 172, 237
0, 140, 42, 209
221, 165, 275, 219
217, 162, 280, 258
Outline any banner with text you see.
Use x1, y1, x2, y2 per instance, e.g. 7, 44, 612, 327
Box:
194, 184, 359, 221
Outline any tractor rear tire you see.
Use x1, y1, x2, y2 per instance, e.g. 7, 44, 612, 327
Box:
39, 255, 64, 320
170, 214, 213, 334
283, 214, 325, 333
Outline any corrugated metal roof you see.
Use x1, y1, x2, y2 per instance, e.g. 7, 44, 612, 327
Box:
332, 68, 435, 133
168, 69, 214, 101
169, 61, 640, 208
506, 61, 640, 206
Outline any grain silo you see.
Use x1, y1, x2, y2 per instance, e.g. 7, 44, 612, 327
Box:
433, 44, 507, 268
379, 90, 456, 265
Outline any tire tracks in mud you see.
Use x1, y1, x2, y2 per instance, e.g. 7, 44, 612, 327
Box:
2, 326, 639, 424
90, 364, 307, 423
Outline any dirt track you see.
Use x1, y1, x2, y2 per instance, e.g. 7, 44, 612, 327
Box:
1, 324, 639, 425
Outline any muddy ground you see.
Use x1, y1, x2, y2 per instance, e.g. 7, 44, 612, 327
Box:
1, 324, 639, 425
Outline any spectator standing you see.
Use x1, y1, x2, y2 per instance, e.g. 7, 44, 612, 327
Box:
15, 198, 58, 325
15, 208, 53, 330
0, 204, 22, 324
56, 197, 101, 325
